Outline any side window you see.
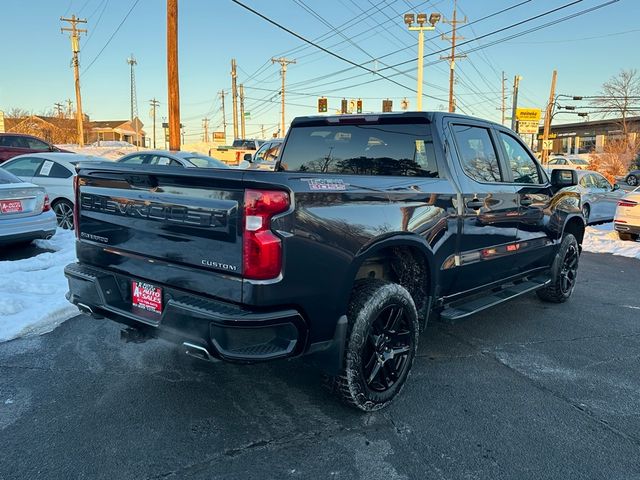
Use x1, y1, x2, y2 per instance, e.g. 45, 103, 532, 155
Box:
593, 173, 611, 190
499, 132, 541, 184
120, 154, 147, 164
148, 155, 180, 166
25, 137, 50, 150
2, 157, 44, 177
452, 124, 501, 182
253, 143, 270, 162
36, 160, 72, 179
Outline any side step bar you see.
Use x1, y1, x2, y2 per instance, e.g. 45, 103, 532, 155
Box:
438, 276, 550, 324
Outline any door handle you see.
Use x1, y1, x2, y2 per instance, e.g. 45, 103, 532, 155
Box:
466, 198, 484, 210
520, 197, 533, 206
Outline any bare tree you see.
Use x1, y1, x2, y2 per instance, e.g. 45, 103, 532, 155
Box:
5, 107, 31, 118
591, 69, 640, 137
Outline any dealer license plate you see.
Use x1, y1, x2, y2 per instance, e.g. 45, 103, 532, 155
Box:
131, 281, 163, 315
0, 200, 23, 214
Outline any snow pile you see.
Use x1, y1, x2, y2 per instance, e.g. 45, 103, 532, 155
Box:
582, 222, 640, 260
57, 143, 145, 160
0, 229, 78, 342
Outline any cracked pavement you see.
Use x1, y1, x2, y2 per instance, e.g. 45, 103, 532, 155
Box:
1, 252, 639, 479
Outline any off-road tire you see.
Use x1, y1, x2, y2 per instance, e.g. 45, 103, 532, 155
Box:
331, 279, 419, 412
537, 233, 579, 303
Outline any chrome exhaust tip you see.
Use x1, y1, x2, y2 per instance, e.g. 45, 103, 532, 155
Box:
184, 342, 218, 362
76, 302, 94, 314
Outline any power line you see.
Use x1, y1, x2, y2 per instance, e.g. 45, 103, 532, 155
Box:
231, 0, 419, 94
81, 0, 140, 77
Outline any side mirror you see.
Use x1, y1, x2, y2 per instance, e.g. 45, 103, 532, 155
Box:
243, 153, 253, 162
613, 183, 620, 191
550, 168, 578, 189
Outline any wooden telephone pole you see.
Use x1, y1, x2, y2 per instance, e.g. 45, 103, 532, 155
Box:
60, 15, 87, 146
271, 57, 296, 136
441, 0, 466, 113
149, 98, 160, 148
541, 70, 558, 165
202, 118, 209, 142
231, 59, 239, 140
167, 0, 181, 150
500, 71, 507, 125
219, 90, 227, 142
239, 84, 246, 139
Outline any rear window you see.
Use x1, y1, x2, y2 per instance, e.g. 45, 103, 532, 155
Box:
0, 168, 21, 184
279, 123, 438, 177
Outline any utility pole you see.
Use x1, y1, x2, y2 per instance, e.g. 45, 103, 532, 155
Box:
167, 0, 181, 151
202, 118, 209, 142
510, 75, 522, 131
541, 70, 558, 165
499, 71, 507, 125
219, 90, 227, 142
271, 57, 296, 136
149, 98, 159, 148
66, 99, 73, 118
261, 124, 265, 139
54, 102, 64, 118
231, 59, 239, 140
404, 12, 441, 111
127, 54, 139, 148
60, 15, 87, 146
239, 84, 246, 139
441, 0, 467, 113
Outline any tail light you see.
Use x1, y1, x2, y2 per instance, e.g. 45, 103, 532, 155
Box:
618, 199, 638, 208
42, 194, 51, 212
243, 189, 290, 280
73, 175, 80, 238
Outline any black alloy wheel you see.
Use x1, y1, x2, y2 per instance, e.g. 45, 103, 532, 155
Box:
559, 243, 579, 295
362, 304, 414, 392
627, 175, 638, 187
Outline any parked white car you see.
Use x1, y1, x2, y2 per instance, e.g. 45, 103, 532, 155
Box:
0, 168, 56, 245
1, 153, 103, 229
614, 186, 640, 241
547, 155, 590, 170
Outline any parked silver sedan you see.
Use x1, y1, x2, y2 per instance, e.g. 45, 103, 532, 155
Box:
561, 170, 626, 224
0, 168, 57, 245
117, 150, 228, 169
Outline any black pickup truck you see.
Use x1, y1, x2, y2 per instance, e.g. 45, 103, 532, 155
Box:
65, 112, 585, 411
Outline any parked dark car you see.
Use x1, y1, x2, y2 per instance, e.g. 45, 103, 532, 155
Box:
0, 133, 72, 163
116, 150, 228, 169
65, 112, 585, 411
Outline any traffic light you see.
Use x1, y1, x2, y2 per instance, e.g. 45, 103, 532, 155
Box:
341, 98, 348, 114
382, 99, 392, 112
318, 97, 327, 113
356, 99, 363, 114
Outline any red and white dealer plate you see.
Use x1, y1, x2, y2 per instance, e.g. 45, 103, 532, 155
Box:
131, 281, 163, 315
0, 200, 23, 214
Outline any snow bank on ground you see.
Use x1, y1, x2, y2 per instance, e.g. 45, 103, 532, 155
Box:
583, 222, 640, 260
58, 143, 146, 160
0, 229, 78, 342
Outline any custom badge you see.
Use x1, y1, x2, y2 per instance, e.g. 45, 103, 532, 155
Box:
305, 178, 347, 191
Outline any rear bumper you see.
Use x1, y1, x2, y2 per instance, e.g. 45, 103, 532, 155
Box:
0, 210, 57, 244
64, 262, 309, 363
614, 222, 640, 235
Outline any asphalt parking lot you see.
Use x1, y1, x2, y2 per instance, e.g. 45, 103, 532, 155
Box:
1, 252, 639, 480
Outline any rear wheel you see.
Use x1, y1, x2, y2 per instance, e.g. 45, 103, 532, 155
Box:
618, 231, 639, 242
331, 279, 419, 412
537, 233, 579, 303
627, 174, 638, 187
52, 199, 74, 229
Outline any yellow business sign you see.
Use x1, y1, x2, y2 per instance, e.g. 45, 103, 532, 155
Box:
516, 108, 541, 122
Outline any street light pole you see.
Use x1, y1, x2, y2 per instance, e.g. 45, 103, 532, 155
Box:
405, 12, 441, 111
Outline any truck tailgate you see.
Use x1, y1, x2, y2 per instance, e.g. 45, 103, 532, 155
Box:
75, 164, 247, 302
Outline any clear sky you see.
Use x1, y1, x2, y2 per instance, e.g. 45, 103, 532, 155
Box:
1, 0, 638, 144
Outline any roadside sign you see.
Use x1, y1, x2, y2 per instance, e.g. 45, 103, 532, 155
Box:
213, 131, 225, 141
517, 120, 539, 134
516, 108, 541, 122
542, 139, 553, 150
537, 133, 557, 140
